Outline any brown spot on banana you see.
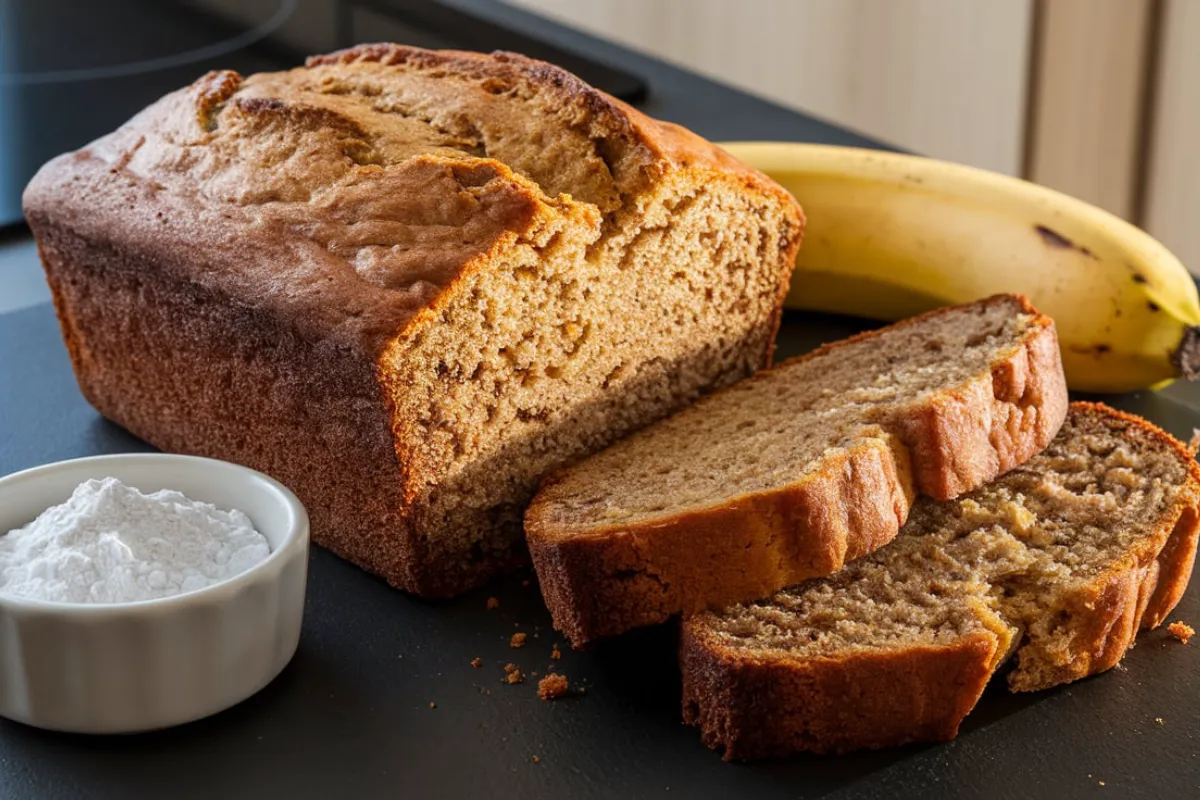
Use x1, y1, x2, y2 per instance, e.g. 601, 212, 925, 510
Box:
1035, 224, 1097, 259
1068, 343, 1113, 357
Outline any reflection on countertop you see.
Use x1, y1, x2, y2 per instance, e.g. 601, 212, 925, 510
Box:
0, 233, 49, 314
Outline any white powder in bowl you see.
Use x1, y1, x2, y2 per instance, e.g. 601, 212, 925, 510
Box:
0, 477, 271, 604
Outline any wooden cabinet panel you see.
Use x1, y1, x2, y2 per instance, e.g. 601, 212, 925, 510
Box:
1026, 0, 1155, 220
508, 0, 1033, 175
1144, 0, 1200, 274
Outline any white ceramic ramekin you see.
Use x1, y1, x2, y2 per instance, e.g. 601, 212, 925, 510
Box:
0, 453, 308, 733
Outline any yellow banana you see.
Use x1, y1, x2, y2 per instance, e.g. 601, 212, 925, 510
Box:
722, 142, 1200, 393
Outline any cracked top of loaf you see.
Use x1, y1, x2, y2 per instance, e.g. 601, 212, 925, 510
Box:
23, 43, 797, 351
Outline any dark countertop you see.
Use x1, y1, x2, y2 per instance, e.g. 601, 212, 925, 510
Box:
2, 2, 1198, 799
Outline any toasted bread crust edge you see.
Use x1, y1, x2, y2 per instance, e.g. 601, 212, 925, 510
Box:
679, 402, 1200, 759
679, 626, 1004, 759
526, 295, 1070, 646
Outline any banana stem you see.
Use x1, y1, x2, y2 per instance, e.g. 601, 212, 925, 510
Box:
1172, 327, 1200, 380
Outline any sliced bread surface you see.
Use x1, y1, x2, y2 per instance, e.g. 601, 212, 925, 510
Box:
681, 403, 1200, 759
526, 294, 1069, 645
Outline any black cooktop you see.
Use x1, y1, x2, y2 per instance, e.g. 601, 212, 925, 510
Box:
0, 0, 648, 229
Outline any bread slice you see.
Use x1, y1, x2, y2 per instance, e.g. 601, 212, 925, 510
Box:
526, 295, 1068, 645
22, 44, 803, 597
681, 403, 1200, 759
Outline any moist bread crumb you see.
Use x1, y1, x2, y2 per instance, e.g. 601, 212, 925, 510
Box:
510, 632, 527, 648
538, 673, 570, 700
470, 657, 483, 668
528, 295, 1068, 645
504, 663, 525, 684
681, 403, 1200, 759
23, 43, 804, 600
1168, 620, 1194, 644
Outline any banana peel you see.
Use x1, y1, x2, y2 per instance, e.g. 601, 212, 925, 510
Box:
723, 142, 1200, 393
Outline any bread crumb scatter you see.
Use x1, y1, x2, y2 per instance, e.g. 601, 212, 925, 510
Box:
521, 580, 531, 588
1167, 620, 1194, 644
486, 597, 500, 610
429, 702, 436, 709
470, 657, 483, 668
538, 673, 570, 700
504, 663, 525, 684
1155, 717, 1164, 725
531, 755, 541, 764
551, 644, 562, 660
511, 632, 527, 648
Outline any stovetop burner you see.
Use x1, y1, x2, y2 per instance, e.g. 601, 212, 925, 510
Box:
0, 0, 646, 229
1, 1, 296, 86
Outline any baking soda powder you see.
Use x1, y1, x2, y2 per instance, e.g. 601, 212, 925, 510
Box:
0, 477, 270, 604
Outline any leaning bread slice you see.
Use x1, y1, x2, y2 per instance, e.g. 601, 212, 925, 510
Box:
526, 294, 1068, 645
681, 403, 1200, 759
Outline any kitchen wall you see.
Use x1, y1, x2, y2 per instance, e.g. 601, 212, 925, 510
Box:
508, 0, 1198, 274
1144, 0, 1200, 278
511, 0, 1033, 176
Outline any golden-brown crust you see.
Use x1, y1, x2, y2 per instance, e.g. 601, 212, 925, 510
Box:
23, 45, 802, 597
680, 402, 1200, 759
680, 625, 1004, 759
530, 436, 915, 644
527, 295, 1069, 646
306, 44, 800, 215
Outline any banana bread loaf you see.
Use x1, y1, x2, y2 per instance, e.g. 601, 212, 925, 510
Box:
22, 44, 804, 597
681, 403, 1200, 759
527, 295, 1068, 645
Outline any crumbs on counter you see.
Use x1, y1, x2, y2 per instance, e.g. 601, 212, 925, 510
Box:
510, 632, 527, 648
521, 579, 531, 588
429, 701, 437, 709
470, 657, 483, 668
1167, 620, 1194, 644
1155, 717, 1164, 725
486, 596, 500, 610
504, 663, 525, 684
551, 644, 562, 660
531, 755, 541, 764
538, 673, 570, 701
